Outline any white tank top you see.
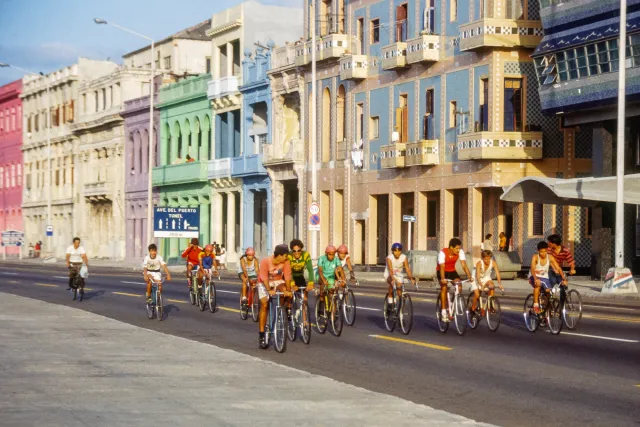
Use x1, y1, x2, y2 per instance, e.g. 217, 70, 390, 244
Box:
478, 261, 494, 281
534, 255, 550, 279
341, 254, 350, 268
384, 254, 406, 280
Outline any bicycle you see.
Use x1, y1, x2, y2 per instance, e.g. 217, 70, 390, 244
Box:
197, 269, 217, 313
315, 280, 344, 337
383, 278, 416, 335
466, 285, 503, 332
560, 271, 582, 330
188, 267, 199, 305
523, 283, 563, 335
146, 278, 164, 321
69, 265, 85, 302
240, 278, 259, 322
342, 277, 358, 326
436, 279, 472, 335
289, 287, 311, 344
265, 290, 289, 353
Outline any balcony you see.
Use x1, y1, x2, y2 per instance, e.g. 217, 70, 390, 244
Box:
294, 42, 311, 66
459, 19, 543, 52
231, 154, 267, 177
340, 55, 368, 80
263, 140, 304, 165
207, 76, 241, 109
380, 143, 406, 168
152, 162, 208, 187
456, 131, 543, 160
405, 140, 439, 166
207, 158, 232, 180
272, 44, 296, 69
84, 181, 113, 201
158, 74, 210, 107
381, 42, 408, 70
320, 33, 351, 60
406, 34, 440, 64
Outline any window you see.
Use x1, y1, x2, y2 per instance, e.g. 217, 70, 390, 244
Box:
94, 91, 99, 112
479, 79, 489, 131
630, 34, 640, 67
427, 200, 437, 237
504, 78, 523, 132
0, 112, 3, 133
370, 116, 380, 139
424, 0, 435, 33
27, 115, 32, 133
449, 101, 457, 128
164, 56, 171, 69
506, 0, 524, 19
101, 88, 106, 110
532, 203, 544, 236
450, 0, 458, 22
17, 163, 21, 186
206, 57, 211, 74
11, 108, 15, 131
0, 167, 3, 189
396, 4, 408, 42
424, 89, 435, 139
371, 19, 380, 44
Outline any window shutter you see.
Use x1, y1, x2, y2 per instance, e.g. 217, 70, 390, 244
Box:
402, 106, 409, 142
532, 204, 543, 235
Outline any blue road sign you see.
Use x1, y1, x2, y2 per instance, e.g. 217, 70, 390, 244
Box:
153, 207, 200, 238
402, 215, 416, 222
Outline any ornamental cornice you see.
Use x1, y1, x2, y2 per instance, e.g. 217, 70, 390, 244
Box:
71, 113, 124, 133
77, 68, 150, 92
205, 19, 242, 37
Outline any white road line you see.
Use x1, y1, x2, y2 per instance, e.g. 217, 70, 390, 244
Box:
561, 332, 638, 343
582, 304, 636, 312
121, 281, 145, 285
357, 306, 381, 312
1, 272, 18, 276
53, 276, 69, 280
217, 290, 239, 295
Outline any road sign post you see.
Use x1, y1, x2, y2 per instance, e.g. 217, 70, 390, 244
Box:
309, 203, 321, 232
1, 230, 25, 260
402, 215, 416, 252
153, 207, 200, 238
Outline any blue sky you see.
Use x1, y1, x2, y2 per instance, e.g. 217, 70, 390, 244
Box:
0, 0, 300, 85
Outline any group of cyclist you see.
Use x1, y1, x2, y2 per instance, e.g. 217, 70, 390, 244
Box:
136, 230, 576, 348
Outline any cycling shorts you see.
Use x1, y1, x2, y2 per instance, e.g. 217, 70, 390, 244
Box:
441, 271, 460, 282
292, 275, 307, 289
529, 276, 552, 290
470, 280, 494, 292
146, 271, 162, 283
257, 280, 286, 299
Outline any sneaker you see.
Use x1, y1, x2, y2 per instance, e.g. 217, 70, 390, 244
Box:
533, 304, 541, 314
259, 333, 268, 349
441, 309, 450, 322
242, 296, 248, 302
146, 296, 152, 304
287, 308, 293, 322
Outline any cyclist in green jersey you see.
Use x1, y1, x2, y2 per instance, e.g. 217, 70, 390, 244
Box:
238, 247, 259, 303
317, 245, 346, 297
288, 239, 315, 301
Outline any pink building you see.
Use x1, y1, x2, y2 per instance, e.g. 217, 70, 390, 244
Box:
0, 79, 23, 256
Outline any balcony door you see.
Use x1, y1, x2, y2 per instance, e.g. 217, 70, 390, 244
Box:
396, 4, 408, 42
396, 94, 409, 143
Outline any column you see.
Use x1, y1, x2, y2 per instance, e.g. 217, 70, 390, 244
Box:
170, 133, 179, 164
266, 187, 273, 254
390, 193, 402, 246
212, 192, 223, 244
200, 124, 208, 161
367, 195, 378, 265
270, 179, 284, 246
468, 186, 483, 261
227, 111, 235, 158
182, 129, 191, 159
226, 191, 237, 262
416, 191, 427, 250
129, 218, 136, 259
199, 199, 210, 245
191, 127, 199, 161
226, 42, 233, 77
440, 189, 454, 247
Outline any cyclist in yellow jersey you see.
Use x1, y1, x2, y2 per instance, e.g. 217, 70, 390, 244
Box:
288, 239, 315, 300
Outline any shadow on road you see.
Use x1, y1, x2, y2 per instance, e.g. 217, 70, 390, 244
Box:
82, 290, 105, 300
164, 304, 181, 318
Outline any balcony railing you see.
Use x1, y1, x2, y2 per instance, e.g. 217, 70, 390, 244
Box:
207, 158, 232, 180
152, 161, 208, 186
406, 34, 440, 64
272, 44, 296, 69
159, 74, 210, 105
339, 55, 368, 80
231, 154, 267, 177
381, 42, 408, 70
262, 140, 304, 165
294, 34, 352, 66
380, 143, 406, 169
208, 76, 241, 108
405, 140, 439, 166
84, 181, 113, 200
456, 131, 543, 160
459, 19, 543, 51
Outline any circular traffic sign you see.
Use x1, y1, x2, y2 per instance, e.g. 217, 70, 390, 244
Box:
309, 203, 320, 215
309, 214, 320, 225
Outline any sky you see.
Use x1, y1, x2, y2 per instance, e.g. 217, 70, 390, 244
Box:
0, 0, 301, 85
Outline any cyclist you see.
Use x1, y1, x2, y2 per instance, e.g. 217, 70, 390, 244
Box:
547, 234, 576, 303
529, 241, 566, 314
257, 244, 293, 349
437, 238, 472, 322
337, 244, 356, 282
181, 238, 203, 291
470, 250, 504, 315
238, 247, 260, 303
143, 243, 172, 304
288, 239, 315, 301
65, 237, 89, 290
317, 245, 346, 298
384, 243, 416, 312
198, 244, 217, 290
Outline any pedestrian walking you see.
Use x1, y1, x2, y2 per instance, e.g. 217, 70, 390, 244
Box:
498, 232, 507, 252
482, 234, 494, 252
219, 244, 227, 270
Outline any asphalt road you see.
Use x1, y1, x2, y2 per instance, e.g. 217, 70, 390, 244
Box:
1, 262, 639, 427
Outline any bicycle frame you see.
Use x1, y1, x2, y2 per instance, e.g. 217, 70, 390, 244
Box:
445, 279, 471, 316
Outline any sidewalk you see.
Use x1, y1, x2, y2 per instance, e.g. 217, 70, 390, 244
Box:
3, 257, 639, 301
0, 292, 494, 427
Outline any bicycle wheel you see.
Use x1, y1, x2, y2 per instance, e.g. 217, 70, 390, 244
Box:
343, 289, 356, 326
563, 289, 582, 330
383, 296, 396, 332
400, 294, 413, 335
251, 287, 259, 322
523, 294, 539, 333
208, 282, 217, 313
146, 299, 154, 319
240, 284, 249, 320
315, 296, 328, 334
486, 296, 501, 332
78, 279, 85, 302
547, 298, 563, 335
274, 307, 287, 353
156, 291, 164, 321
331, 296, 343, 337
466, 294, 479, 330
189, 279, 196, 305
301, 300, 311, 345
288, 302, 297, 342
197, 286, 206, 311
436, 294, 449, 333
453, 294, 467, 336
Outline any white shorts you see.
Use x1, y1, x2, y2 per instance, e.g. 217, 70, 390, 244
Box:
470, 278, 494, 292
257, 280, 285, 299
147, 272, 162, 283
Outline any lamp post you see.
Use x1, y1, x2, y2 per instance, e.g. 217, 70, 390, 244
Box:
310, 1, 318, 261
0, 62, 51, 257
615, 0, 627, 269
94, 18, 156, 248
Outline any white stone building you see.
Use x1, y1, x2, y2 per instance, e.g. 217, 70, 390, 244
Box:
71, 67, 153, 259
21, 58, 117, 258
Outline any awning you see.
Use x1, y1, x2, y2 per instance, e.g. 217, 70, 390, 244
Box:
500, 174, 640, 206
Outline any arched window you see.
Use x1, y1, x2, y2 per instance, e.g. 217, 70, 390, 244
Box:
11, 164, 15, 187
142, 129, 149, 173
11, 108, 16, 131
337, 85, 346, 143
17, 163, 22, 186
0, 166, 3, 188
322, 87, 331, 163
129, 133, 136, 173
138, 131, 143, 173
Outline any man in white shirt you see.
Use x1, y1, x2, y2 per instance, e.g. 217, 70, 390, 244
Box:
66, 237, 89, 291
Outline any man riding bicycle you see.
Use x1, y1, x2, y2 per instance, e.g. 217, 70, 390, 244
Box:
181, 238, 203, 291
238, 247, 259, 303
437, 238, 472, 322
198, 244, 217, 289
384, 243, 416, 311
288, 239, 315, 301
337, 244, 356, 282
143, 243, 172, 304
547, 234, 575, 303
257, 244, 293, 349
317, 245, 346, 297
529, 241, 566, 314
470, 250, 504, 315
66, 237, 89, 291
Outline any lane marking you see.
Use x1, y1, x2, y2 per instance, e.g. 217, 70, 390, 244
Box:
561, 332, 638, 343
369, 334, 452, 351
217, 289, 240, 295
35, 283, 58, 287
583, 314, 640, 324
53, 276, 69, 280
1, 272, 18, 275
354, 291, 435, 303
121, 281, 145, 285
582, 304, 636, 312
167, 299, 187, 304
113, 292, 142, 298
7, 280, 19, 284
218, 306, 241, 313
357, 306, 381, 312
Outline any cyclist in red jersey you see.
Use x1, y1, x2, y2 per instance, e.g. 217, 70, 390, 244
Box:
181, 238, 203, 291
437, 238, 473, 322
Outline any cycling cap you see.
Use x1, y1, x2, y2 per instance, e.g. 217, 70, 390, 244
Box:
245, 247, 255, 256
325, 245, 337, 254
337, 244, 348, 254
204, 244, 214, 252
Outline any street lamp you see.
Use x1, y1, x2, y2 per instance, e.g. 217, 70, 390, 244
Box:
94, 18, 156, 248
615, 0, 627, 269
310, 1, 318, 261
0, 62, 52, 258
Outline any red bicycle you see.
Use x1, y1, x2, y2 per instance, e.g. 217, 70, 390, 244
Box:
240, 278, 259, 322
